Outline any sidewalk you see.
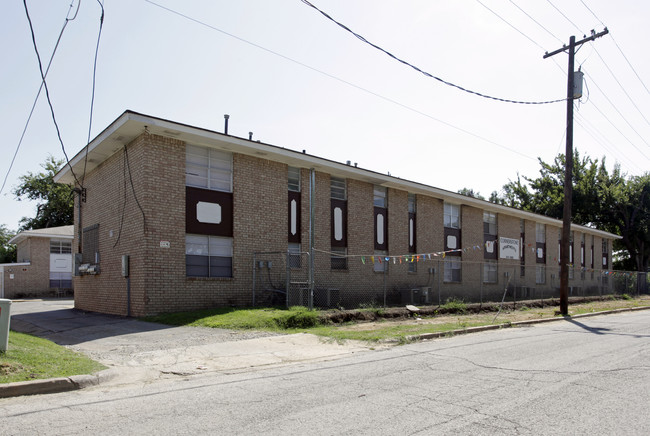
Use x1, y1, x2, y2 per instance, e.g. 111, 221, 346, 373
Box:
2, 299, 376, 398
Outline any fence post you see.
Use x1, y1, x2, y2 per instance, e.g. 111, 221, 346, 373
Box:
478, 262, 480, 306
437, 259, 441, 306
285, 252, 290, 309
252, 253, 257, 307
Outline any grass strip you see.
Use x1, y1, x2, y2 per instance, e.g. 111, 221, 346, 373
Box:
0, 332, 106, 384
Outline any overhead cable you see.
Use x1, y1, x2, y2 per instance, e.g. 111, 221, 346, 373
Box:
143, 0, 536, 161
1, 0, 81, 196
301, 0, 567, 105
23, 0, 81, 187
578, 0, 650, 95
82, 0, 105, 186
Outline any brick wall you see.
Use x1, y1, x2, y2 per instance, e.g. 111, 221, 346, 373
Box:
3, 238, 50, 298
71, 131, 619, 315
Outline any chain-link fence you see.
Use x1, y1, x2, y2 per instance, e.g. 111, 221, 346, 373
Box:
252, 250, 650, 309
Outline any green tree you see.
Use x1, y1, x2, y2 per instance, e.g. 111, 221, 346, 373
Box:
13, 156, 74, 231
0, 225, 17, 263
457, 188, 485, 200
598, 171, 650, 272
493, 150, 650, 271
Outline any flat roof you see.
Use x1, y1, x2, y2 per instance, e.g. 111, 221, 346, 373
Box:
8, 225, 74, 245
54, 110, 620, 240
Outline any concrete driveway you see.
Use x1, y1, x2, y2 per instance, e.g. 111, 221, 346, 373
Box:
8, 299, 377, 386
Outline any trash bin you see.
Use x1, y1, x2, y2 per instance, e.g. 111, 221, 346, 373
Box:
0, 299, 11, 352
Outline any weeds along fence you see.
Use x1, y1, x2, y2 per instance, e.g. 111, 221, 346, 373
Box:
252, 250, 649, 310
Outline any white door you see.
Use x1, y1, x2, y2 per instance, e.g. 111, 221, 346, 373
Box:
50, 254, 73, 287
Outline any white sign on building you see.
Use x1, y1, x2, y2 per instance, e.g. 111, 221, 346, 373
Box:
499, 237, 520, 259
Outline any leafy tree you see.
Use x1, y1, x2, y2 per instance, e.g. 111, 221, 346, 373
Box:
457, 188, 485, 200
493, 150, 650, 271
13, 156, 74, 231
598, 171, 650, 272
0, 225, 17, 263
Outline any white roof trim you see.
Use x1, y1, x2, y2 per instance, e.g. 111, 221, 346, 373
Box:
55, 111, 621, 241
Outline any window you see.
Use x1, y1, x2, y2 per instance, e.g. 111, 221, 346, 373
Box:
535, 223, 546, 264
483, 211, 497, 260
408, 193, 416, 214
288, 243, 301, 268
408, 259, 416, 273
186, 234, 232, 277
50, 240, 72, 254
373, 186, 387, 208
288, 167, 301, 192
536, 223, 545, 243
536, 265, 546, 284
444, 203, 460, 229
408, 193, 416, 253
602, 239, 609, 269
483, 211, 497, 235
483, 261, 497, 284
444, 258, 461, 282
186, 144, 232, 192
331, 177, 346, 200
82, 224, 99, 265
374, 250, 388, 273
331, 247, 347, 270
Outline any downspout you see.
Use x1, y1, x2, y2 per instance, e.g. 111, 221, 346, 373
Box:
309, 168, 315, 310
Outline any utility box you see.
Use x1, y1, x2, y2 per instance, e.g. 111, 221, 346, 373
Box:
0, 299, 11, 352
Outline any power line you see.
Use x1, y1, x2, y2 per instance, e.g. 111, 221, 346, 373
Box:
476, 0, 547, 52
545, 0, 583, 35
591, 47, 650, 127
586, 92, 650, 161
506, 0, 563, 45
0, 0, 80, 196
574, 111, 645, 174
82, 0, 105, 187
577, 0, 650, 94
142, 0, 537, 161
23, 0, 81, 187
301, 0, 567, 105
583, 71, 650, 150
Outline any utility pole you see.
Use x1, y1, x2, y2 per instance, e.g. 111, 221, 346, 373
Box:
544, 28, 608, 315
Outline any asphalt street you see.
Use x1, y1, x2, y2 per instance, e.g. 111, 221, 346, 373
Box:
2, 309, 649, 435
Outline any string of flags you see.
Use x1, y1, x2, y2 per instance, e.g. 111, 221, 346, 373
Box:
315, 240, 500, 265
313, 241, 628, 276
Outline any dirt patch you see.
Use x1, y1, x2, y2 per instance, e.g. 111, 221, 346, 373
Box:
319, 295, 650, 331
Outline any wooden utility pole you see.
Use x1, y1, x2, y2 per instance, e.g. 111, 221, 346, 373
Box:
544, 28, 608, 315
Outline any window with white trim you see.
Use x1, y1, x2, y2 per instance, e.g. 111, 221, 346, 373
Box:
483, 261, 497, 283
483, 211, 497, 235
186, 234, 233, 277
373, 186, 387, 208
331, 247, 347, 270
288, 242, 301, 268
444, 203, 460, 229
331, 177, 346, 200
374, 250, 388, 273
536, 265, 546, 284
288, 167, 301, 192
444, 258, 461, 282
50, 240, 72, 254
186, 144, 232, 192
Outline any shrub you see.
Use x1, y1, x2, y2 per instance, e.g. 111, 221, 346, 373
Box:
273, 306, 319, 329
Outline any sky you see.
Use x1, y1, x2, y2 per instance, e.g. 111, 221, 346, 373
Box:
1, 0, 649, 233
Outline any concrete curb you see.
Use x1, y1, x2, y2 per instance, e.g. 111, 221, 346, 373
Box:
0, 368, 118, 399
408, 305, 650, 342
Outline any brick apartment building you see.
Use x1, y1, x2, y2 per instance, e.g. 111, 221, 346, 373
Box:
1, 226, 73, 298
54, 111, 619, 316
